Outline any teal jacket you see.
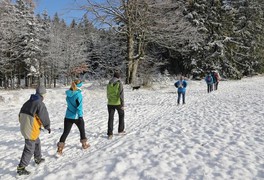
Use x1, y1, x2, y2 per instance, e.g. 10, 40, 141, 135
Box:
65, 89, 83, 119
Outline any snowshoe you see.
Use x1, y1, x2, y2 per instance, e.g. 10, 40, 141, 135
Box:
17, 166, 31, 176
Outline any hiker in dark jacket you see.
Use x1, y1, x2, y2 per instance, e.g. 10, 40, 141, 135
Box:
174, 76, 188, 105
57, 80, 90, 155
205, 73, 214, 93
213, 71, 221, 90
17, 85, 51, 176
107, 71, 125, 139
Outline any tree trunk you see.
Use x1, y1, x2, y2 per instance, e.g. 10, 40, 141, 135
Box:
53, 78, 56, 88
25, 73, 28, 87
17, 69, 21, 88
126, 33, 134, 84
4, 75, 7, 89
131, 59, 139, 85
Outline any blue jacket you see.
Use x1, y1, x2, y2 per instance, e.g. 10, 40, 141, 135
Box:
65, 89, 83, 119
174, 80, 187, 93
205, 75, 214, 85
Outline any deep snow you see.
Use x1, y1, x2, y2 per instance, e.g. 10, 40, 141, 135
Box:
0, 76, 263, 180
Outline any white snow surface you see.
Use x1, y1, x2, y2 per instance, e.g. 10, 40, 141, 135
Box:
0, 76, 264, 180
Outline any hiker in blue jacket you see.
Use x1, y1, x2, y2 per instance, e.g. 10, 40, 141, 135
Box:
205, 72, 214, 93
174, 76, 187, 105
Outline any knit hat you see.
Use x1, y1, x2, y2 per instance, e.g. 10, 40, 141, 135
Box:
36, 85, 46, 96
113, 71, 120, 78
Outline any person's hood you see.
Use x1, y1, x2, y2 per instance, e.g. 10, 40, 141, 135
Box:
29, 94, 42, 101
76, 82, 83, 88
66, 89, 81, 98
109, 77, 119, 84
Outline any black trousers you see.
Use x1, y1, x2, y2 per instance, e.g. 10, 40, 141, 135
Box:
107, 105, 125, 136
59, 118, 87, 143
215, 82, 219, 90
207, 84, 213, 93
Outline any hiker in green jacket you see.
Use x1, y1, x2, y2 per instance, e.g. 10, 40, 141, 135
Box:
106, 71, 125, 139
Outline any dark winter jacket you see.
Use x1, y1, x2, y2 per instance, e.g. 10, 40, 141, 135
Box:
174, 80, 187, 93
211, 73, 217, 83
19, 94, 50, 140
205, 75, 214, 85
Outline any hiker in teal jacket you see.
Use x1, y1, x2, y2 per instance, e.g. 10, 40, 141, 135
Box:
107, 71, 125, 139
57, 80, 90, 155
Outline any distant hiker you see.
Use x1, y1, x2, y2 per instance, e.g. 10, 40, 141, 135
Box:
57, 80, 90, 155
205, 73, 213, 93
17, 85, 51, 176
107, 71, 125, 139
213, 71, 221, 90
174, 76, 188, 105
211, 71, 217, 90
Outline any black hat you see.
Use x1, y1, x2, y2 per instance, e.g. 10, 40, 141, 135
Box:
114, 71, 120, 78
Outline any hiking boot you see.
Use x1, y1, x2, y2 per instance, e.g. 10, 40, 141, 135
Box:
34, 158, 45, 165
108, 135, 113, 140
118, 131, 126, 134
80, 139, 90, 149
17, 166, 31, 176
57, 142, 65, 155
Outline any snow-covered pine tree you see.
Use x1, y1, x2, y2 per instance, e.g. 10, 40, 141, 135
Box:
14, 0, 41, 87
184, 0, 264, 79
36, 11, 52, 87
0, 0, 18, 88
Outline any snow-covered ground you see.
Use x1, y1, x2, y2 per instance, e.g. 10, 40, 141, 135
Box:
0, 76, 263, 180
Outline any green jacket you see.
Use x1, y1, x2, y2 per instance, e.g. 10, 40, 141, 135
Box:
107, 77, 124, 106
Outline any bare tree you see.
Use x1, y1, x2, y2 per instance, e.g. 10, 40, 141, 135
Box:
81, 0, 149, 84
146, 0, 200, 51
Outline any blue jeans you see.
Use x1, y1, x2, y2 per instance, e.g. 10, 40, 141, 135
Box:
177, 92, 185, 104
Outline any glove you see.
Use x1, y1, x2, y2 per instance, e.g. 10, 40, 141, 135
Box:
78, 117, 84, 121
47, 128, 51, 134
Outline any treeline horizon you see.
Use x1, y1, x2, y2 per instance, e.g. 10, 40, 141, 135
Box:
0, 0, 263, 89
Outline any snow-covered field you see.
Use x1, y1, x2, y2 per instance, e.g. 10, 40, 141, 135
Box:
0, 76, 263, 180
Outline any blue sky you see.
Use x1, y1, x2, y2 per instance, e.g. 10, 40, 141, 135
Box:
34, 0, 87, 24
